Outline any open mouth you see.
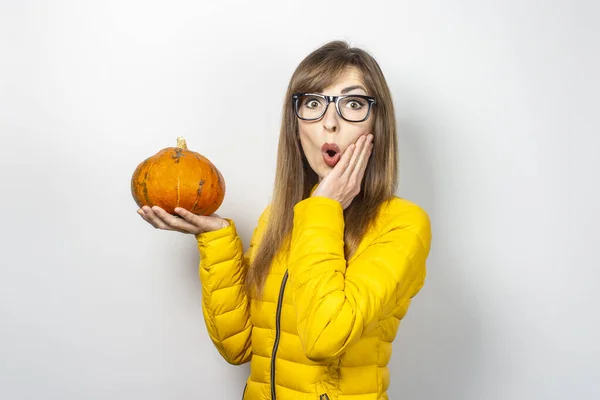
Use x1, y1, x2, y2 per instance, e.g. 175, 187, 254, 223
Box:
322, 143, 341, 167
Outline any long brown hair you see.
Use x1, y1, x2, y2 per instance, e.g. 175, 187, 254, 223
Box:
247, 40, 399, 297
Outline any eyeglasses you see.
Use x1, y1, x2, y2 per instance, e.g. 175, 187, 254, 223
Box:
292, 93, 376, 123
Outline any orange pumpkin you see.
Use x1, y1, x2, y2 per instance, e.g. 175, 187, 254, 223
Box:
131, 137, 225, 216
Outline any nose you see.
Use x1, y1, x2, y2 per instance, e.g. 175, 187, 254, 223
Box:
322, 102, 339, 133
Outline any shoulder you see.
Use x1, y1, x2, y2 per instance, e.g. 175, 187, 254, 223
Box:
377, 197, 430, 227
372, 197, 432, 247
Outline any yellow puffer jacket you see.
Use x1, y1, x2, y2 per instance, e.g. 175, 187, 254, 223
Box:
196, 194, 431, 400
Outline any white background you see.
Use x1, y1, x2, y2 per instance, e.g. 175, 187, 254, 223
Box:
1, 1, 599, 399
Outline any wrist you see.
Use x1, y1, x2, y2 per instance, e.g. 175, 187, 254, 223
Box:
196, 218, 235, 242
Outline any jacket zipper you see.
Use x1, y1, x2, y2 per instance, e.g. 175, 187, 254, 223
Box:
319, 394, 330, 400
270, 270, 289, 400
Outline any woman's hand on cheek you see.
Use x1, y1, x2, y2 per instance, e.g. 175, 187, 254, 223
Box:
311, 134, 374, 209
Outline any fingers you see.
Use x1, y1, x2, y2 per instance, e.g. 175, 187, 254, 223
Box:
138, 206, 166, 229
173, 207, 208, 231
353, 135, 373, 178
138, 206, 198, 234
343, 134, 373, 179
333, 143, 356, 175
176, 208, 230, 231
155, 207, 201, 233
355, 141, 373, 184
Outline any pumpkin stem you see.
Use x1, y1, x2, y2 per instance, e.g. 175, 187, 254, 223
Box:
176, 136, 188, 150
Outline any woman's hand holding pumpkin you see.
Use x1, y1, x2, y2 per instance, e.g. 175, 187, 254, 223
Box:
137, 206, 230, 235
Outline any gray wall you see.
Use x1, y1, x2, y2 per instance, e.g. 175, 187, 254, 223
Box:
1, 0, 598, 399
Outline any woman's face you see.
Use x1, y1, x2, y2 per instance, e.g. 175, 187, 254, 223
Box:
297, 67, 375, 180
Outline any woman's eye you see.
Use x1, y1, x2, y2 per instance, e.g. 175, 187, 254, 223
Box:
304, 100, 321, 108
346, 100, 364, 109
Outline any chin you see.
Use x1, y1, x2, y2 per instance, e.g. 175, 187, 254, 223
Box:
317, 165, 331, 180
308, 157, 331, 180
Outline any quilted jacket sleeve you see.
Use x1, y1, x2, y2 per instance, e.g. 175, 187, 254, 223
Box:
195, 217, 262, 365
288, 196, 432, 362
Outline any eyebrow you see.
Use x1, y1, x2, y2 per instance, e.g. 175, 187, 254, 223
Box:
341, 85, 368, 94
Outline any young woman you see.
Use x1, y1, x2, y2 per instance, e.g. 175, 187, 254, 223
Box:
138, 40, 432, 400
